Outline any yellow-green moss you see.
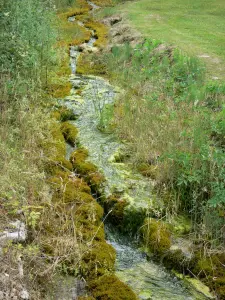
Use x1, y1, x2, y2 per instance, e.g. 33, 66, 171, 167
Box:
105, 195, 128, 227
137, 162, 158, 179
77, 223, 105, 243
89, 274, 137, 300
70, 148, 89, 163
191, 252, 225, 298
47, 82, 72, 98
49, 175, 93, 204
42, 122, 66, 159
70, 148, 105, 193
142, 218, 171, 254
77, 54, 106, 76
76, 202, 104, 226
60, 121, 78, 146
81, 241, 116, 278
51, 106, 77, 122
91, 0, 113, 6
45, 156, 73, 175
85, 19, 108, 48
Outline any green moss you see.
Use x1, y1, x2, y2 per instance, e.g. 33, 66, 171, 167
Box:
45, 156, 73, 175
77, 53, 106, 76
52, 106, 77, 122
77, 223, 105, 243
70, 148, 105, 193
163, 249, 188, 273
70, 148, 89, 164
137, 162, 158, 179
89, 274, 137, 300
76, 202, 104, 226
189, 252, 225, 298
60, 121, 78, 146
81, 241, 116, 278
141, 218, 171, 254
49, 176, 94, 203
51, 110, 61, 120
47, 122, 66, 158
88, 172, 105, 193
105, 195, 128, 228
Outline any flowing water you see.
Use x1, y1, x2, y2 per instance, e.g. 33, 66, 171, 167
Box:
61, 2, 213, 299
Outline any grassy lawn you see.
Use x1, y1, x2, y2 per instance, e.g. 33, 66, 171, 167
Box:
105, 0, 225, 81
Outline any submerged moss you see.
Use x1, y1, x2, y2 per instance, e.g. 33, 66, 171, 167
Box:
60, 121, 78, 146
89, 274, 137, 300
142, 218, 171, 255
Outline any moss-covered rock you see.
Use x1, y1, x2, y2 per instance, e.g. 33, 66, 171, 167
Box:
77, 53, 106, 76
70, 148, 105, 193
105, 195, 128, 228
141, 218, 171, 255
45, 122, 67, 158
76, 202, 104, 226
163, 249, 189, 273
60, 121, 78, 146
81, 241, 116, 278
49, 175, 93, 204
191, 252, 225, 298
52, 106, 77, 122
89, 274, 137, 300
45, 156, 73, 175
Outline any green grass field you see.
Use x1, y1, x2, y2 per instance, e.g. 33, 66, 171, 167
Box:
107, 0, 225, 80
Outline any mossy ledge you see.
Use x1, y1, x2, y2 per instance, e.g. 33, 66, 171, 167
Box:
41, 106, 135, 298
70, 148, 105, 194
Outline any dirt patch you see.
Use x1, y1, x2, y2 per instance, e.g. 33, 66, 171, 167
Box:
101, 15, 143, 49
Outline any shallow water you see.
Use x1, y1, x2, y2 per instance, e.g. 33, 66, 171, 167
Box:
105, 225, 207, 300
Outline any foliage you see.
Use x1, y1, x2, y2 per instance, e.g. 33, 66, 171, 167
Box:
101, 39, 225, 244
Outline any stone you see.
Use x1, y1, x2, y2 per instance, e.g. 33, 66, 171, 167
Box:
20, 289, 29, 299
0, 220, 27, 246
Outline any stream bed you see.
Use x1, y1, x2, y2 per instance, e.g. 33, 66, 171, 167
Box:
61, 2, 213, 299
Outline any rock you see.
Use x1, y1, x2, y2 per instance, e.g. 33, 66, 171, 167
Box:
20, 289, 29, 299
0, 291, 4, 300
0, 220, 27, 245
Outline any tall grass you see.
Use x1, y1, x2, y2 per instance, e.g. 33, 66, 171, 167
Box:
102, 40, 225, 244
0, 0, 60, 296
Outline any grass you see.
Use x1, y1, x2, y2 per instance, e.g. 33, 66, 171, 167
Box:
99, 38, 225, 246
104, 0, 225, 81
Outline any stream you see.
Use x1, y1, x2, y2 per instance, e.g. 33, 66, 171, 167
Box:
61, 2, 212, 299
